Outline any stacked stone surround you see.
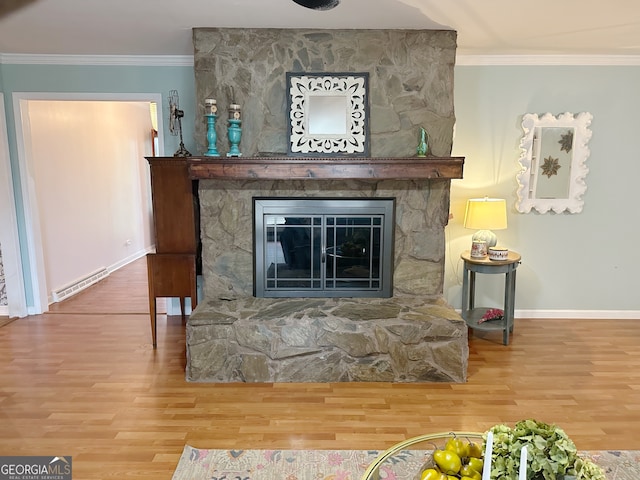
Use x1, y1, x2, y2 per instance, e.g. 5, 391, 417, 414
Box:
198, 179, 453, 301
187, 28, 468, 383
192, 28, 457, 158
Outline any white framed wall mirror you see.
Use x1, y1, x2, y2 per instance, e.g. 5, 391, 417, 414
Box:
286, 72, 370, 157
516, 112, 593, 214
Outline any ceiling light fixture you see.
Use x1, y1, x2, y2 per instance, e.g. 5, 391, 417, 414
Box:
292, 0, 340, 11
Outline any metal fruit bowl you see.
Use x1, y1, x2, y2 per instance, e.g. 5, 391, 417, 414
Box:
361, 431, 484, 480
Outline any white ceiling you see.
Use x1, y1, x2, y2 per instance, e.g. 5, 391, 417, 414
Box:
1, 0, 640, 58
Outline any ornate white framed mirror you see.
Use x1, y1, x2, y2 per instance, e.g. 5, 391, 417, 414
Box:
286, 72, 370, 157
516, 112, 593, 214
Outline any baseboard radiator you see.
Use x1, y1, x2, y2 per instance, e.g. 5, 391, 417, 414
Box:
51, 267, 109, 302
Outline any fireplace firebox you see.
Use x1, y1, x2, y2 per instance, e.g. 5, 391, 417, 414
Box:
254, 198, 394, 298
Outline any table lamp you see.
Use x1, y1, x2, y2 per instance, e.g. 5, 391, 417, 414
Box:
464, 197, 507, 248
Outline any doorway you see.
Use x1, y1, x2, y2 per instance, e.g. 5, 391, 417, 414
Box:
8, 92, 164, 315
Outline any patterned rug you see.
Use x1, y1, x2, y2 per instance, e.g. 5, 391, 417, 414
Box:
172, 446, 639, 480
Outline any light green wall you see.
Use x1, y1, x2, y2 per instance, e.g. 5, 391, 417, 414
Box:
447, 65, 640, 314
1, 61, 638, 315
0, 62, 195, 307
0, 63, 196, 155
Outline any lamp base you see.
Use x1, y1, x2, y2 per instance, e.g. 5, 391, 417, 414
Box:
472, 230, 497, 248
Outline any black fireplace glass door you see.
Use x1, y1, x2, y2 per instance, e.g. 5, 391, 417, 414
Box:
265, 216, 322, 290
325, 216, 382, 290
254, 198, 394, 298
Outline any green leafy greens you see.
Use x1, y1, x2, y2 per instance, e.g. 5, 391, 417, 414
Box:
486, 419, 606, 480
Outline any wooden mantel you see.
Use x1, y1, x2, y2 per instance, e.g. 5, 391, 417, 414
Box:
187, 156, 464, 181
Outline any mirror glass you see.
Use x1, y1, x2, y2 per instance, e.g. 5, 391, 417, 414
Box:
307, 95, 348, 135
516, 112, 593, 214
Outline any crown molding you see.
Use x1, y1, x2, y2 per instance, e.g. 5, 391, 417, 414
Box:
0, 53, 194, 66
456, 54, 640, 66
2, 52, 640, 67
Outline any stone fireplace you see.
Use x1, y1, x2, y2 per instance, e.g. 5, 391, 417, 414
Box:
185, 28, 468, 383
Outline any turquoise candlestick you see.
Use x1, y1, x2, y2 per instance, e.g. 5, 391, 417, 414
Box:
204, 114, 220, 157
227, 119, 242, 157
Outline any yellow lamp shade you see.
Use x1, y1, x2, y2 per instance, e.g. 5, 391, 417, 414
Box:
464, 197, 507, 248
464, 198, 507, 230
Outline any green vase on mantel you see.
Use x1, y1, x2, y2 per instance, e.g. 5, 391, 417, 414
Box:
416, 127, 428, 157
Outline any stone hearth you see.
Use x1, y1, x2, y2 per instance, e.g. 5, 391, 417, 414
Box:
187, 297, 466, 383
186, 28, 468, 383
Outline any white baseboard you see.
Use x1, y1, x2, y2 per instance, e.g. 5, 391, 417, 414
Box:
455, 308, 640, 319
166, 298, 195, 316
108, 247, 154, 273
47, 248, 154, 306
515, 309, 640, 319
0, 305, 8, 316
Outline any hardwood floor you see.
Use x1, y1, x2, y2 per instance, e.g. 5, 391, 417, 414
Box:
1, 257, 639, 479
